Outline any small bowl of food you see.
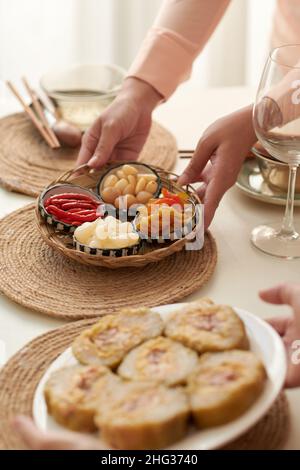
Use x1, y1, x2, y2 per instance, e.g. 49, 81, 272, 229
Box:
40, 64, 126, 131
97, 162, 161, 213
73, 215, 141, 257
252, 144, 300, 193
38, 184, 104, 233
134, 188, 196, 243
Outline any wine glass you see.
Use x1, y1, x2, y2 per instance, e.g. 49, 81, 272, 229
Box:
252, 44, 300, 258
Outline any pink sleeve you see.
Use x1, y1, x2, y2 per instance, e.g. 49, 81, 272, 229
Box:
271, 0, 300, 47
128, 0, 230, 99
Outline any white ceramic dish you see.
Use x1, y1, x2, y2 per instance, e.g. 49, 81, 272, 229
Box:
33, 303, 286, 450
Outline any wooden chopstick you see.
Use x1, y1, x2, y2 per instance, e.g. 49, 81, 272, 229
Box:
179, 149, 194, 159
6, 81, 58, 149
22, 77, 61, 148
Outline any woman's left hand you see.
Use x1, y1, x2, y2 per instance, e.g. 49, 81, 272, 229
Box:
12, 416, 106, 450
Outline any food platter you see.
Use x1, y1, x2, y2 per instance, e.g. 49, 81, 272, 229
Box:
33, 302, 286, 450
35, 162, 203, 268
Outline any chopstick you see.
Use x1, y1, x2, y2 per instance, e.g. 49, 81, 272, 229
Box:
6, 80, 59, 149
22, 77, 61, 148
179, 149, 194, 159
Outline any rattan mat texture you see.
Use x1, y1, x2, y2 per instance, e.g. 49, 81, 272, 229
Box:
0, 319, 290, 450
0, 204, 217, 320
0, 113, 178, 196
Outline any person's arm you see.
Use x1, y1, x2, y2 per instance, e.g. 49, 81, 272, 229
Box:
128, 0, 231, 99
77, 0, 230, 168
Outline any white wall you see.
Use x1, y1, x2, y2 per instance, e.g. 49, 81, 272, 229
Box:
0, 0, 277, 103
192, 0, 276, 87
245, 0, 276, 87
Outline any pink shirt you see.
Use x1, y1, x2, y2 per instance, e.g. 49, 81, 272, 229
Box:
128, 0, 300, 100
128, 0, 230, 99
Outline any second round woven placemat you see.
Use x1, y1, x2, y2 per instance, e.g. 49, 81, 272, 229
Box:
0, 319, 290, 450
0, 204, 217, 320
0, 113, 177, 197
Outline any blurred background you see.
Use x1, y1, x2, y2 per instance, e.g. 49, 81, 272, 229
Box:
0, 0, 276, 100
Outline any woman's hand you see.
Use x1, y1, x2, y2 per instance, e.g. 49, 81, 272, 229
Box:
260, 283, 300, 388
178, 105, 257, 229
12, 416, 107, 450
77, 78, 162, 169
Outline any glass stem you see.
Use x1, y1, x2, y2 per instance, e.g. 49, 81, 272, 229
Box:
279, 164, 299, 238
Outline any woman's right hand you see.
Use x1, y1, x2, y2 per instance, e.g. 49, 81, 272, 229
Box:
77, 77, 162, 169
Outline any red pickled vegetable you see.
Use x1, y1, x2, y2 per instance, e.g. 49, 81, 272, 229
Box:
48, 192, 97, 202
68, 208, 90, 213
70, 210, 96, 215
44, 191, 102, 226
161, 188, 184, 206
153, 197, 182, 208
45, 198, 83, 206
46, 205, 73, 221
71, 212, 98, 221
61, 202, 96, 211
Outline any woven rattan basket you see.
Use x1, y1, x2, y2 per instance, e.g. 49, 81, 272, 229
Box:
35, 163, 202, 269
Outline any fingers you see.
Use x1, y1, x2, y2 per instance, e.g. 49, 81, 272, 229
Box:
88, 121, 120, 169
77, 119, 102, 166
201, 157, 236, 230
77, 118, 120, 169
12, 416, 105, 450
266, 316, 291, 336
178, 137, 216, 185
259, 283, 300, 306
12, 416, 48, 450
202, 179, 226, 230
114, 148, 140, 162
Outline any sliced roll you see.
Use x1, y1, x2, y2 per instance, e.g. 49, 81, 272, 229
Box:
164, 301, 249, 353
187, 350, 266, 428
95, 382, 190, 450
118, 336, 198, 386
72, 308, 164, 369
44, 364, 120, 432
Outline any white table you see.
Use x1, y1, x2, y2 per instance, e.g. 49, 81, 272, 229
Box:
0, 83, 299, 449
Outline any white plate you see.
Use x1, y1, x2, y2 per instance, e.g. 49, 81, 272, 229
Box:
33, 303, 286, 450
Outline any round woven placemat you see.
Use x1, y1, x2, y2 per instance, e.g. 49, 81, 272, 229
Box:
0, 319, 290, 450
0, 204, 217, 320
0, 113, 177, 197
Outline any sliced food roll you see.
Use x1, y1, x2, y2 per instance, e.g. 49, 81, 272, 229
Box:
118, 336, 198, 386
72, 308, 164, 369
188, 350, 266, 428
44, 364, 120, 432
164, 301, 249, 353
95, 382, 190, 450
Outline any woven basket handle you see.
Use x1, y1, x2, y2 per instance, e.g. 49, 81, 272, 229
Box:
52, 164, 90, 184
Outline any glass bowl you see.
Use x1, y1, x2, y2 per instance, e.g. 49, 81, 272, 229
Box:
40, 64, 126, 131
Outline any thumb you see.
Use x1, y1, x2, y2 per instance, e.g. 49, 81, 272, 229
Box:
88, 122, 120, 169
178, 138, 216, 185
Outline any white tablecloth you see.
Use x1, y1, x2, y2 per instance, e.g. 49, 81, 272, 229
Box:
0, 83, 299, 449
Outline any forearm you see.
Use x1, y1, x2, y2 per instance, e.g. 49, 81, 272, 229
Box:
118, 77, 163, 112
128, 0, 230, 99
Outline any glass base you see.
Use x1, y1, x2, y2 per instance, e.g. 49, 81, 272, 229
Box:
251, 222, 300, 259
